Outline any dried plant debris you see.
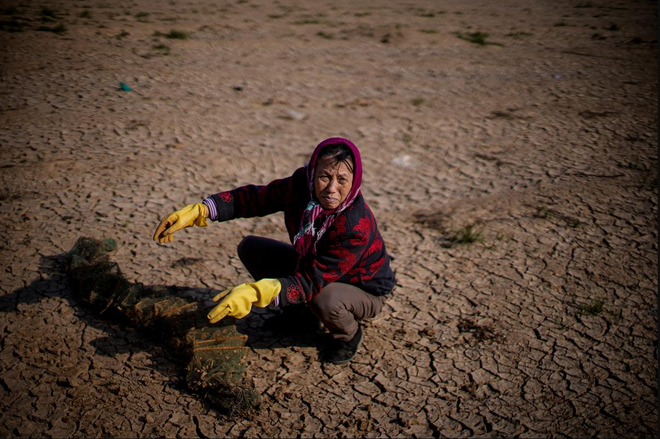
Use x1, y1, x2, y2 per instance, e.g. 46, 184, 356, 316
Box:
457, 317, 500, 345
534, 206, 584, 228
65, 237, 259, 416
450, 225, 483, 244
171, 256, 202, 268
413, 211, 450, 232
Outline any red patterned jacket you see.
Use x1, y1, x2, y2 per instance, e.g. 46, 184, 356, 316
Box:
207, 167, 396, 306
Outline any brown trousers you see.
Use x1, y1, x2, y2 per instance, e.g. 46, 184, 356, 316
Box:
237, 235, 386, 341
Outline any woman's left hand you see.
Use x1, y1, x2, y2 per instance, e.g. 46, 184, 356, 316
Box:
207, 279, 281, 323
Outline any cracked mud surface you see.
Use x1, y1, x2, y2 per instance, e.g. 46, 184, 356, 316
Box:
0, 0, 657, 437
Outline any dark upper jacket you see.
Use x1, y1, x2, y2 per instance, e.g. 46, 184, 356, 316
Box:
209, 167, 396, 306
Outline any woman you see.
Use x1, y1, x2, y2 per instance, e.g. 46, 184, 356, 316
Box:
153, 137, 396, 364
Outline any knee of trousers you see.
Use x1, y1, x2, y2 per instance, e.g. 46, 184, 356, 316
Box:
237, 235, 257, 260
310, 285, 351, 322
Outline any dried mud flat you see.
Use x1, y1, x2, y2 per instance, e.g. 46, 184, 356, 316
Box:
0, 0, 657, 437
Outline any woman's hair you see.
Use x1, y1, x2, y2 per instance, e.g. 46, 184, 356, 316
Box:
317, 143, 355, 173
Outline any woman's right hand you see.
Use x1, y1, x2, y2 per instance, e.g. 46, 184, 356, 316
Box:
153, 203, 208, 243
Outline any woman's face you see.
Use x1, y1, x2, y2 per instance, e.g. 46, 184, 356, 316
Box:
314, 155, 354, 210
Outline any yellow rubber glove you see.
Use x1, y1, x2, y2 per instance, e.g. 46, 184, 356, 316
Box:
153, 203, 208, 243
207, 279, 282, 323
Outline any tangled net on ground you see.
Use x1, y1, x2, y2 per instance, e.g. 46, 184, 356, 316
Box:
65, 237, 260, 415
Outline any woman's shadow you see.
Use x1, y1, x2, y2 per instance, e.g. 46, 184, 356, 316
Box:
0, 247, 326, 413
0, 253, 185, 392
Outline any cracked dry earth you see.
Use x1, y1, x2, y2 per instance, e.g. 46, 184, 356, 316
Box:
0, 0, 657, 437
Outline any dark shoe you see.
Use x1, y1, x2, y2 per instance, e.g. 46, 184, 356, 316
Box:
263, 305, 321, 334
322, 325, 363, 365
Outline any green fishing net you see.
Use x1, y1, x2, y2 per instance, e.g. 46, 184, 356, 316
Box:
65, 237, 259, 415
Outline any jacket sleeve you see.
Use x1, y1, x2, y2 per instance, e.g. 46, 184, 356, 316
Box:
276, 214, 371, 306
203, 175, 294, 222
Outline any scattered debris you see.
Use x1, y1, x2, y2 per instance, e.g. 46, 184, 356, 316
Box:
391, 154, 417, 167
281, 109, 305, 121
171, 257, 202, 268
576, 300, 605, 316
578, 110, 618, 119
457, 317, 500, 345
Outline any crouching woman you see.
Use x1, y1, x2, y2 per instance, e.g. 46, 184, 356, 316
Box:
153, 137, 396, 364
